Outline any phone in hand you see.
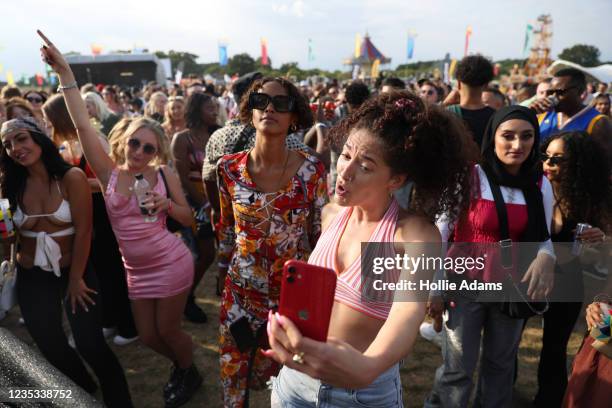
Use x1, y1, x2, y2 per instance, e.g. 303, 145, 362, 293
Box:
279, 260, 337, 342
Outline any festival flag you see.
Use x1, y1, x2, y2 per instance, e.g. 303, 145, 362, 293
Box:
308, 38, 315, 62
6, 70, 14, 85
174, 61, 184, 85
407, 37, 415, 60
91, 44, 103, 56
35, 73, 44, 86
354, 34, 362, 58
464, 25, 472, 57
443, 62, 450, 83
407, 30, 417, 60
449, 59, 458, 78
219, 44, 228, 66
261, 38, 269, 66
352, 64, 360, 80
523, 24, 533, 56
371, 59, 380, 79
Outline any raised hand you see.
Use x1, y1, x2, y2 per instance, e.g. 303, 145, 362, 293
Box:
37, 30, 71, 75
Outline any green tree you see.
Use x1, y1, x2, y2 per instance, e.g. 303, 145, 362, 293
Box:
279, 62, 300, 73
227, 53, 256, 76
154, 50, 202, 76
558, 44, 601, 67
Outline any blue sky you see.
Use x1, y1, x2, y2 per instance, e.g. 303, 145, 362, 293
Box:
2, 0, 611, 80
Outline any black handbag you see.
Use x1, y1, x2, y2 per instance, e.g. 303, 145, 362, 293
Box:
158, 168, 184, 233
485, 172, 549, 319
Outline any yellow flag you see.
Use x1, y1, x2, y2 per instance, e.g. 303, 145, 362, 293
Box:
354, 34, 362, 58
6, 70, 14, 85
371, 59, 380, 78
449, 59, 458, 78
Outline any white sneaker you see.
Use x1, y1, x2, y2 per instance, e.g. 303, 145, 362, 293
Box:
102, 327, 117, 339
113, 335, 138, 346
419, 322, 443, 348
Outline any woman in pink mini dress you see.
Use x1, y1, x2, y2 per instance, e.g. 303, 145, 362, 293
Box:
39, 31, 202, 408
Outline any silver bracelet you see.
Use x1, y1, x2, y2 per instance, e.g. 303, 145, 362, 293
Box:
57, 81, 78, 93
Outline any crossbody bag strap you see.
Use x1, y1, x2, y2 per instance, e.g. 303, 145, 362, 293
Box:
483, 169, 513, 268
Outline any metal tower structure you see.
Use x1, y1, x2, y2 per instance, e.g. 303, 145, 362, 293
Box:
525, 14, 553, 79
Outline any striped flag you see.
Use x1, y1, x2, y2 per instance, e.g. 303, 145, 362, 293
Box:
91, 44, 103, 56
464, 25, 472, 56
261, 38, 269, 66
354, 34, 361, 58
308, 38, 314, 62
523, 24, 533, 56
219, 44, 228, 66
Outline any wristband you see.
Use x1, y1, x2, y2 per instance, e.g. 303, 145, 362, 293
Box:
57, 81, 78, 93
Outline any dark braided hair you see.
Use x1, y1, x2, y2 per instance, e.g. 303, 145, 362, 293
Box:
541, 131, 612, 228
328, 90, 477, 222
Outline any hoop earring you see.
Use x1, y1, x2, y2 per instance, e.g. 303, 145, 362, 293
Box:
290, 124, 297, 133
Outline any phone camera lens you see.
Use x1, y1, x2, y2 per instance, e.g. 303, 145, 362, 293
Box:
288, 266, 296, 274
287, 276, 295, 283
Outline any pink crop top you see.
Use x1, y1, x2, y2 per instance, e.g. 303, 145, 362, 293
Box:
308, 199, 400, 320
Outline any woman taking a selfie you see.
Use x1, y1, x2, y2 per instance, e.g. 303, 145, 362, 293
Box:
216, 76, 327, 407
39, 31, 201, 408
0, 117, 132, 407
266, 91, 475, 408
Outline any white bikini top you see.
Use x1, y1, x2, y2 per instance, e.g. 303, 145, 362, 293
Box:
13, 181, 72, 227
13, 180, 75, 277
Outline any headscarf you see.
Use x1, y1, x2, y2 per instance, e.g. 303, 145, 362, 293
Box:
480, 105, 549, 243
0, 117, 44, 138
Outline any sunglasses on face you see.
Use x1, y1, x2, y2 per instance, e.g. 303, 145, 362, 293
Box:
127, 138, 157, 155
541, 153, 565, 166
248, 92, 295, 113
26, 96, 43, 104
545, 86, 577, 97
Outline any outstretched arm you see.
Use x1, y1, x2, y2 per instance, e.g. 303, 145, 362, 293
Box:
37, 30, 114, 187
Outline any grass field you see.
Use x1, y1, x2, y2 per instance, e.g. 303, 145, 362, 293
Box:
2, 266, 589, 408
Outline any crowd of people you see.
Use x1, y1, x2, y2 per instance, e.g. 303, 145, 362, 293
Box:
0, 31, 610, 408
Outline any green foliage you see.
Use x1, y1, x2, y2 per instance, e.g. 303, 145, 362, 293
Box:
227, 53, 256, 76
558, 44, 601, 67
154, 50, 201, 76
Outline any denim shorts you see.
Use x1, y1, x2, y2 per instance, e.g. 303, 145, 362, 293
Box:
271, 363, 403, 408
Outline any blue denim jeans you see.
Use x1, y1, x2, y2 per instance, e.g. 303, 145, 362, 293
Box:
271, 363, 403, 407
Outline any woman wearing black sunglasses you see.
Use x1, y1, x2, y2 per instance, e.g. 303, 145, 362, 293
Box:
534, 131, 611, 407
216, 77, 326, 407
23, 90, 47, 129
39, 31, 203, 408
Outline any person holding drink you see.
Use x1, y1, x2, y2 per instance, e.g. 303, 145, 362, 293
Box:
535, 130, 611, 407
0, 116, 133, 407
38, 30, 202, 407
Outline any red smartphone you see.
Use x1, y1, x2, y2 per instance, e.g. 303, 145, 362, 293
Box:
279, 260, 337, 342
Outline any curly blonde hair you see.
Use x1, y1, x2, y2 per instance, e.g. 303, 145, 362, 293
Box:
109, 117, 169, 166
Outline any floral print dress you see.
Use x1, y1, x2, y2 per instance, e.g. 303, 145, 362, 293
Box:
216, 150, 327, 408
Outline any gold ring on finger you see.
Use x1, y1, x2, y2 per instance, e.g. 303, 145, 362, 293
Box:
292, 352, 305, 364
